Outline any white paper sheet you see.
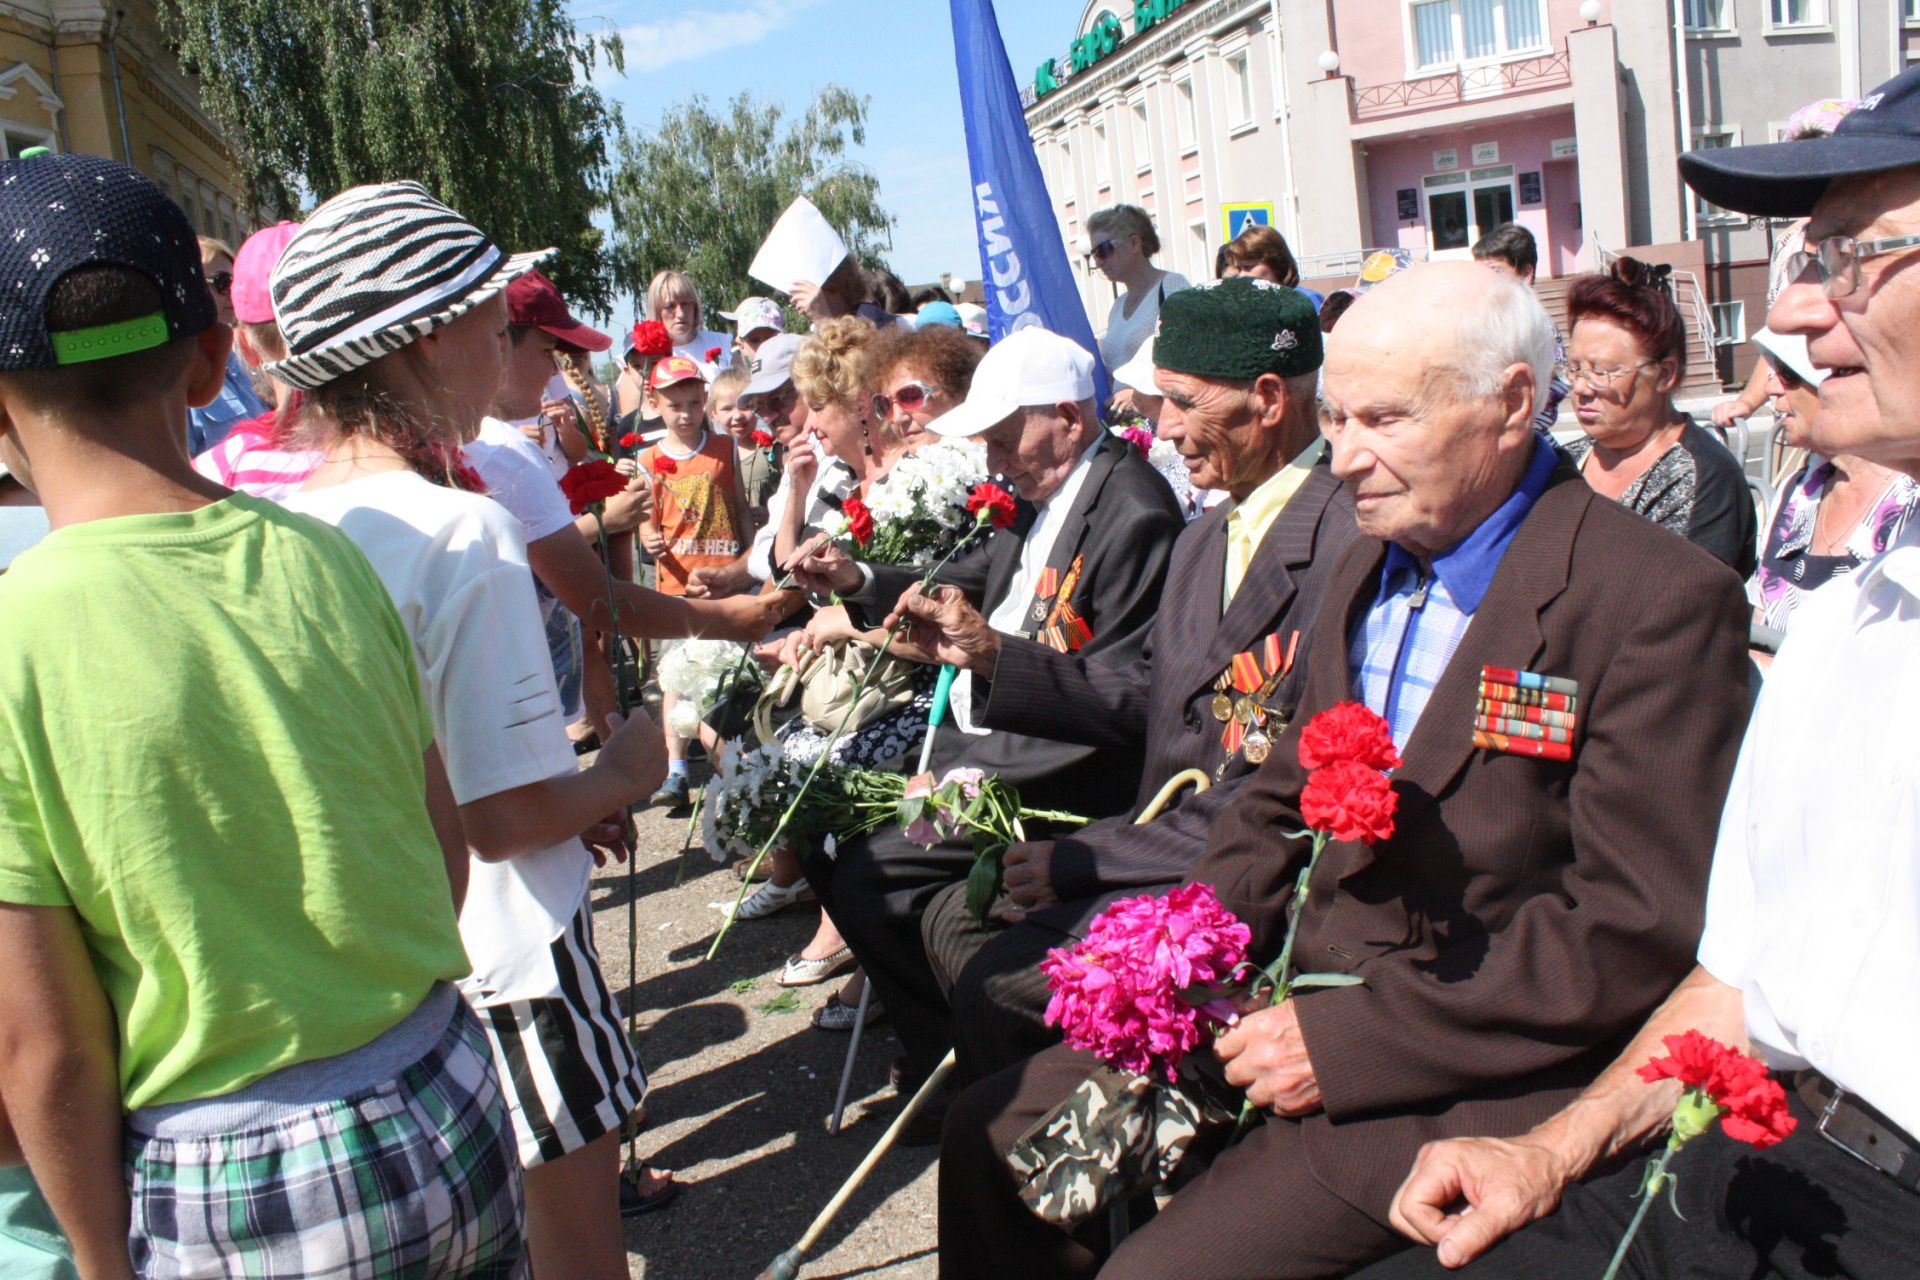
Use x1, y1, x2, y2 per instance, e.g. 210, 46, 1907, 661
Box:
748, 197, 849, 294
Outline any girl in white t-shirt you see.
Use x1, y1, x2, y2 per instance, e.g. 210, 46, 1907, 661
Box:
266, 181, 672, 1280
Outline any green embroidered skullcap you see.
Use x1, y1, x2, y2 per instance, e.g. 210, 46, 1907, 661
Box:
1151, 276, 1322, 381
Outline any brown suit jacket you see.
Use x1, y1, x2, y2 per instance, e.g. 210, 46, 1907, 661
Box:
1188, 464, 1752, 1219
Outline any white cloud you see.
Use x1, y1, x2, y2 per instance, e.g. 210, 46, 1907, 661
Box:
609, 0, 827, 74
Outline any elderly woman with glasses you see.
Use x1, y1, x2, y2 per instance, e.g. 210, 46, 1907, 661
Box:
864, 319, 983, 447
1564, 257, 1757, 575
1087, 204, 1190, 389
1749, 326, 1917, 646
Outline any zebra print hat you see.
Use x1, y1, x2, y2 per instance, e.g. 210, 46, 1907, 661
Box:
264, 181, 551, 390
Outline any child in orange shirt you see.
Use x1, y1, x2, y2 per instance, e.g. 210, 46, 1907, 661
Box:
636, 356, 747, 808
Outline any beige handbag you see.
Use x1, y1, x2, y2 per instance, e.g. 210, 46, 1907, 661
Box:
752, 639, 922, 744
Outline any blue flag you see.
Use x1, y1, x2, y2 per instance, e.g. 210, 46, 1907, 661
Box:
950, 0, 1110, 405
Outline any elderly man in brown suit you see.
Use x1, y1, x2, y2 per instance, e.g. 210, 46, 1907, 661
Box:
898, 278, 1358, 1087
936, 262, 1754, 1280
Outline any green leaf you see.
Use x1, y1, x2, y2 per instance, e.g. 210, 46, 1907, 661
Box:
755, 990, 803, 1015
966, 841, 1006, 927
1288, 973, 1364, 989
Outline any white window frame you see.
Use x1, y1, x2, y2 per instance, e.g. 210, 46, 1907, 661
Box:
1683, 0, 1737, 35
1224, 50, 1254, 132
1709, 300, 1747, 347
1187, 218, 1208, 280
0, 119, 55, 159
1093, 116, 1111, 188
1906, 0, 1920, 26
1690, 126, 1749, 225
1174, 76, 1197, 153
1764, 0, 1831, 34
1403, 0, 1550, 74
1129, 96, 1151, 173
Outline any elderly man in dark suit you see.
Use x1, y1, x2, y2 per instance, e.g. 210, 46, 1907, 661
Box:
891, 279, 1359, 1085
794, 326, 1184, 1103
937, 262, 1754, 1279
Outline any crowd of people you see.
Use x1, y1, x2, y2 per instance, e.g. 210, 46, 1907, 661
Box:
0, 61, 1915, 1280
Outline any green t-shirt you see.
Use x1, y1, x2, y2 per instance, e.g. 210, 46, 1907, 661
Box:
0, 495, 470, 1109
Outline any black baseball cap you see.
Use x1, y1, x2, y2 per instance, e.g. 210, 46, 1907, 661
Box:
1680, 65, 1920, 218
0, 152, 213, 371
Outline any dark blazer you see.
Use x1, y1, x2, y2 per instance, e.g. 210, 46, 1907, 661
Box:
978, 463, 1359, 915
860, 434, 1184, 816
1191, 464, 1751, 1220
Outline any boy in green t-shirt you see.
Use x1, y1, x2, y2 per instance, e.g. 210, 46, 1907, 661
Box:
0, 157, 523, 1277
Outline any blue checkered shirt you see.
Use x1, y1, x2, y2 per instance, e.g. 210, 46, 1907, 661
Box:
1348, 438, 1561, 751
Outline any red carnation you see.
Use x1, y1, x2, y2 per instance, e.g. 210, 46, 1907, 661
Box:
966, 482, 1018, 530
630, 320, 672, 359
1300, 760, 1397, 844
619, 432, 640, 450
559, 459, 627, 515
751, 428, 775, 448
652, 455, 678, 477
1636, 1032, 1796, 1149
1298, 702, 1401, 772
705, 346, 725, 364
842, 496, 875, 548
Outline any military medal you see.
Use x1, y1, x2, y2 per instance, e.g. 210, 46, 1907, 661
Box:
1242, 728, 1271, 764
1473, 666, 1580, 762
1233, 696, 1256, 724
1211, 673, 1234, 722
1216, 629, 1299, 765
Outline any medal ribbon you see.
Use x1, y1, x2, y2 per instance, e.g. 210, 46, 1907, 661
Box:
1219, 631, 1292, 753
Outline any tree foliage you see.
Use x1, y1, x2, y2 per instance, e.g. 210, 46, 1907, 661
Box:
158, 0, 624, 311
607, 86, 894, 322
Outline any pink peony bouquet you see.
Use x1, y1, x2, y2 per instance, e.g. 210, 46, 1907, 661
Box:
1040, 884, 1250, 1081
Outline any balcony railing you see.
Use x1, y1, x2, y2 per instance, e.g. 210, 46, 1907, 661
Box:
1351, 49, 1571, 122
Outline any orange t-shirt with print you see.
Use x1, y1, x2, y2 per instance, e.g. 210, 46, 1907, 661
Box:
640, 431, 743, 595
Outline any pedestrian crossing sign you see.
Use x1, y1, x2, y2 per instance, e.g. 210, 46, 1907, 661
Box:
1222, 203, 1273, 242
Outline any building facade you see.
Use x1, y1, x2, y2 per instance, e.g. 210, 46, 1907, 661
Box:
0, 1, 251, 244
1024, 0, 1915, 385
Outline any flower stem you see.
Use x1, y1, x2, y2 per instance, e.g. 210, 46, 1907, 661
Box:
1235, 831, 1329, 1136
1600, 1142, 1680, 1280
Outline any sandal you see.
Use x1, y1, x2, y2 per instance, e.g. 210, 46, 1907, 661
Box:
619, 1165, 680, 1218
731, 856, 772, 884
732, 879, 816, 920
778, 946, 854, 987
812, 992, 886, 1032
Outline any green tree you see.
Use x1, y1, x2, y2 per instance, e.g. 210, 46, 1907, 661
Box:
158, 0, 624, 311
607, 86, 894, 324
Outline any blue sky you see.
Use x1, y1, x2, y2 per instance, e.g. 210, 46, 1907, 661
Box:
571, 0, 1075, 327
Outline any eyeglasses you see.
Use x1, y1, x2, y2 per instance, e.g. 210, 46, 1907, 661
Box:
745, 382, 796, 416
208, 271, 233, 295
870, 381, 939, 419
1089, 239, 1119, 261
1786, 233, 1920, 299
1566, 361, 1656, 391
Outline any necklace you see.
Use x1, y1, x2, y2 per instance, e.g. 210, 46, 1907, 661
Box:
1811, 469, 1897, 558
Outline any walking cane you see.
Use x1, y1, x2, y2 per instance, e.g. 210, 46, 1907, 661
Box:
764, 760, 1212, 1279
827, 663, 958, 1136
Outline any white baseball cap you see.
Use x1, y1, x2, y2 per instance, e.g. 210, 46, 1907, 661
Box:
927, 327, 1097, 439
1112, 335, 1164, 396
953, 302, 989, 338
723, 295, 786, 338
1749, 326, 1829, 388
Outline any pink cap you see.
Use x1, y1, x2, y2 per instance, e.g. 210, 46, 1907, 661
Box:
231, 221, 302, 325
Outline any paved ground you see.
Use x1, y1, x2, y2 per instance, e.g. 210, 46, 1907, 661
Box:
594, 793, 939, 1280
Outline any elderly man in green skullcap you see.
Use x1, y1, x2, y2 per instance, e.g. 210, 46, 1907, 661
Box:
894, 275, 1359, 1086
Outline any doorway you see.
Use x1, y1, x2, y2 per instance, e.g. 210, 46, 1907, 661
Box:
1422, 164, 1516, 260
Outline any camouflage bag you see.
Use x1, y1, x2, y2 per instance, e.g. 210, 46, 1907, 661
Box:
1004, 1064, 1236, 1226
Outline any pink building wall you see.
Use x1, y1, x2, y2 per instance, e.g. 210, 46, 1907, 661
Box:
1362, 110, 1581, 274
1332, 0, 1607, 88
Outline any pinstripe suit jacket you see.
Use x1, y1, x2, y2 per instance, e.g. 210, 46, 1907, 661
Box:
976, 463, 1359, 923
1190, 464, 1753, 1220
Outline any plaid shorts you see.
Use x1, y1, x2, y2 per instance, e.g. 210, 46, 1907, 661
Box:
127, 1000, 525, 1279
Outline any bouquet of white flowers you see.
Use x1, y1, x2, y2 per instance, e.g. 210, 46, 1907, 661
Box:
860, 438, 991, 565
657, 638, 761, 738
1110, 422, 1195, 514
699, 744, 899, 863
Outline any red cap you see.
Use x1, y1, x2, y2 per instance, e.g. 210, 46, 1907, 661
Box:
231, 221, 301, 325
505, 269, 612, 352
646, 355, 704, 391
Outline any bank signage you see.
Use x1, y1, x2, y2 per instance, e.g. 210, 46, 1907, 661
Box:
1034, 0, 1205, 100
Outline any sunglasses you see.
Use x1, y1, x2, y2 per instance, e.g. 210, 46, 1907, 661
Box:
1761, 352, 1809, 390
208, 271, 234, 295
870, 381, 939, 419
1088, 239, 1119, 261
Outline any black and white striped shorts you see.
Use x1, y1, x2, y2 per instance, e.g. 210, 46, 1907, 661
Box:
472, 904, 647, 1168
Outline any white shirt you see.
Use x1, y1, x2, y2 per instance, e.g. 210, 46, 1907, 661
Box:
677, 329, 735, 384
466, 417, 579, 626
952, 438, 1105, 734
283, 472, 590, 1006
1697, 525, 1920, 1138
1099, 271, 1191, 373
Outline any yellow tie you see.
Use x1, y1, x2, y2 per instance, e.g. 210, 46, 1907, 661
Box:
1224, 506, 1258, 609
